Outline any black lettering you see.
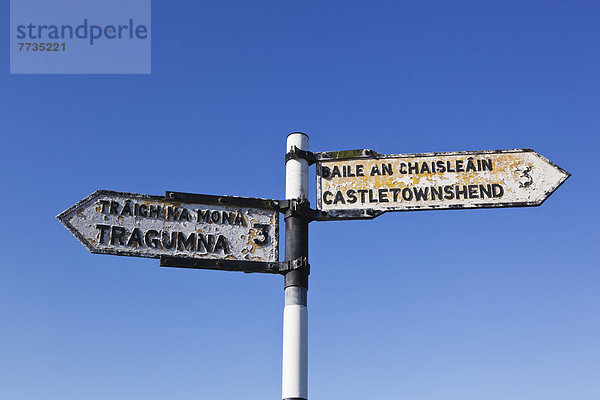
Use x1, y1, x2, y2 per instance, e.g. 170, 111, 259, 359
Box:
109, 200, 119, 215
390, 188, 401, 202
222, 211, 232, 225
167, 206, 180, 220
149, 204, 160, 218
413, 187, 429, 201
145, 229, 160, 248
214, 235, 230, 254
162, 231, 176, 249
346, 165, 355, 177
198, 209, 210, 222
446, 161, 456, 173
179, 208, 192, 222
197, 234, 214, 252
479, 184, 492, 198
368, 189, 377, 203
177, 232, 196, 251
455, 185, 468, 199
331, 166, 342, 178
127, 228, 143, 247
346, 189, 358, 204
399, 163, 407, 174
456, 160, 464, 172
96, 224, 110, 244
378, 188, 389, 202
444, 185, 455, 199
436, 160, 446, 173
468, 185, 478, 199
466, 159, 477, 172
382, 163, 393, 176
120, 201, 132, 216
481, 159, 493, 171
211, 211, 220, 223
431, 162, 436, 173
138, 204, 148, 217
110, 226, 126, 245
321, 166, 331, 178
492, 184, 504, 198
234, 212, 246, 226
333, 191, 346, 205
356, 165, 364, 176
420, 163, 430, 174
99, 200, 110, 213
357, 190, 368, 203
323, 191, 334, 205
253, 224, 270, 246
401, 188, 413, 201
431, 186, 443, 200
408, 163, 418, 174
370, 165, 380, 176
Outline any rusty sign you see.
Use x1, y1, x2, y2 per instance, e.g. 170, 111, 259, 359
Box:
315, 148, 570, 219
57, 190, 280, 273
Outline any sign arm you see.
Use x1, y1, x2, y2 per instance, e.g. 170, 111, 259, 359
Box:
315, 148, 570, 217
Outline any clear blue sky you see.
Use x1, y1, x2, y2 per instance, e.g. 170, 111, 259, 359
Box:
1, 1, 599, 399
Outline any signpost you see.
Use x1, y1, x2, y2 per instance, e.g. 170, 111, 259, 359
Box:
315, 148, 570, 219
57, 189, 280, 273
57, 135, 570, 400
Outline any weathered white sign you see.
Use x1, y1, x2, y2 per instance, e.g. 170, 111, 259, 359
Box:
57, 190, 279, 265
315, 149, 569, 219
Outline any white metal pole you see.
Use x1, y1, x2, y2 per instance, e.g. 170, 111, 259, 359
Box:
285, 133, 309, 200
282, 132, 309, 400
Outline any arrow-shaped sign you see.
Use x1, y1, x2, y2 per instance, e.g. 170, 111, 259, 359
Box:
57, 190, 280, 272
315, 148, 569, 219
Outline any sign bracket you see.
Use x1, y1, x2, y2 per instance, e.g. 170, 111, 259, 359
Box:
313, 148, 383, 161
276, 198, 385, 221
160, 255, 309, 275
285, 147, 386, 165
285, 146, 317, 165
277, 198, 324, 222
165, 190, 280, 210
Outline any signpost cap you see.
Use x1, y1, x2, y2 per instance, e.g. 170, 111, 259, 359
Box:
287, 131, 309, 138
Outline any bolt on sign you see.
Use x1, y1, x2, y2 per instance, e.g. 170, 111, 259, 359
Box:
57, 190, 279, 271
315, 148, 570, 219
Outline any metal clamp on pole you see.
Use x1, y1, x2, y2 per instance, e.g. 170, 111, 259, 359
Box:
277, 256, 310, 275
285, 145, 317, 166
277, 198, 326, 222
